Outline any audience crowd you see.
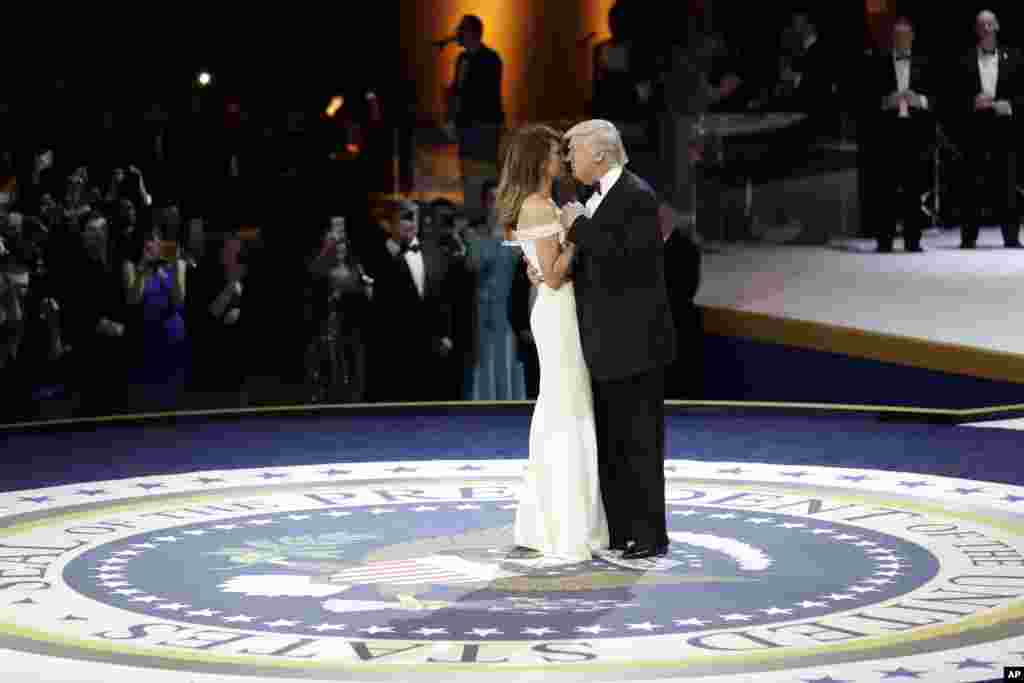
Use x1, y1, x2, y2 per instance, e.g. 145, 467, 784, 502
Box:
0, 143, 705, 422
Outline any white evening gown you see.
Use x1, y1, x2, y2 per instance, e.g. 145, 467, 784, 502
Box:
510, 199, 609, 562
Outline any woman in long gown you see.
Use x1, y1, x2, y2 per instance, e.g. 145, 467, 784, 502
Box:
495, 124, 609, 563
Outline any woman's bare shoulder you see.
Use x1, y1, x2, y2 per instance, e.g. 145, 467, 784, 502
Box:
521, 193, 552, 209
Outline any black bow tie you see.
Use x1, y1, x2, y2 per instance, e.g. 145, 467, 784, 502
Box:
894, 51, 911, 61
981, 48, 997, 56
401, 242, 421, 254
576, 182, 601, 202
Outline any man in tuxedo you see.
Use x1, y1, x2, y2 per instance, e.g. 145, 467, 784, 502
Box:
363, 200, 453, 402
532, 120, 677, 560
860, 16, 936, 253
777, 10, 839, 139
955, 10, 1023, 248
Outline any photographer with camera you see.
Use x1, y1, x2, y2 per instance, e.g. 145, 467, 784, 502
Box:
0, 237, 68, 420
105, 165, 152, 209
304, 216, 373, 403
189, 227, 251, 406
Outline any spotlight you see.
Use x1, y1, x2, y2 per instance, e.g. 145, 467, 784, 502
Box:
325, 95, 344, 118
197, 71, 213, 87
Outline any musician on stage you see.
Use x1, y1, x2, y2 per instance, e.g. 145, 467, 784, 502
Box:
860, 16, 936, 253
444, 15, 505, 219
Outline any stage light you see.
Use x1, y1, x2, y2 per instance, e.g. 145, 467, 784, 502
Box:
326, 95, 344, 117
197, 71, 213, 87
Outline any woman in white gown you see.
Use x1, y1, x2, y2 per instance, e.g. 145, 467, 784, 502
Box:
495, 124, 610, 562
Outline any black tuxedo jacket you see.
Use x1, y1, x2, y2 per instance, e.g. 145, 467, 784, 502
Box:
789, 39, 836, 114
861, 53, 937, 150
951, 46, 1024, 139
364, 237, 452, 350
565, 169, 677, 382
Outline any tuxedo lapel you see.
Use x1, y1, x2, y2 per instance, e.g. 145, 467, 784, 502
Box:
999, 50, 1017, 88
420, 245, 436, 299
910, 57, 923, 89
590, 171, 626, 221
883, 56, 897, 94
969, 54, 981, 91
388, 244, 420, 301
397, 252, 417, 296
886, 55, 922, 93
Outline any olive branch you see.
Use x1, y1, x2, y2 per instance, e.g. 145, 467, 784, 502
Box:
205, 532, 377, 567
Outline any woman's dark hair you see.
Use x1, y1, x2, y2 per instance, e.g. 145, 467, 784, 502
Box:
495, 123, 564, 239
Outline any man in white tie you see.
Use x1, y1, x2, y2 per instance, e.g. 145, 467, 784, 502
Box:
861, 16, 935, 253
957, 10, 1023, 248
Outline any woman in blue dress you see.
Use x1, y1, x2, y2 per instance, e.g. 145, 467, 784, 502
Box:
121, 226, 190, 411
464, 181, 526, 401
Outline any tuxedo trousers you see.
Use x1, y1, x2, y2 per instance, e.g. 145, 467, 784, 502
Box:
591, 367, 668, 549
870, 123, 932, 249
960, 118, 1019, 245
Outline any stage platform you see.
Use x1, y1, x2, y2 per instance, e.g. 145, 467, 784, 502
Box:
0, 405, 1022, 683
696, 226, 1024, 389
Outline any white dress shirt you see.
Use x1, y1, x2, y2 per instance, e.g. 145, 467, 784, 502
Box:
585, 165, 624, 219
979, 49, 999, 97
894, 56, 910, 93
891, 55, 927, 113
404, 238, 425, 298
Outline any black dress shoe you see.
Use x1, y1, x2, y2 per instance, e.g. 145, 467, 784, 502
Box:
906, 244, 924, 253
621, 544, 669, 560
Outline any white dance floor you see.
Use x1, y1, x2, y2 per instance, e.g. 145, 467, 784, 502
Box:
696, 226, 1024, 358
